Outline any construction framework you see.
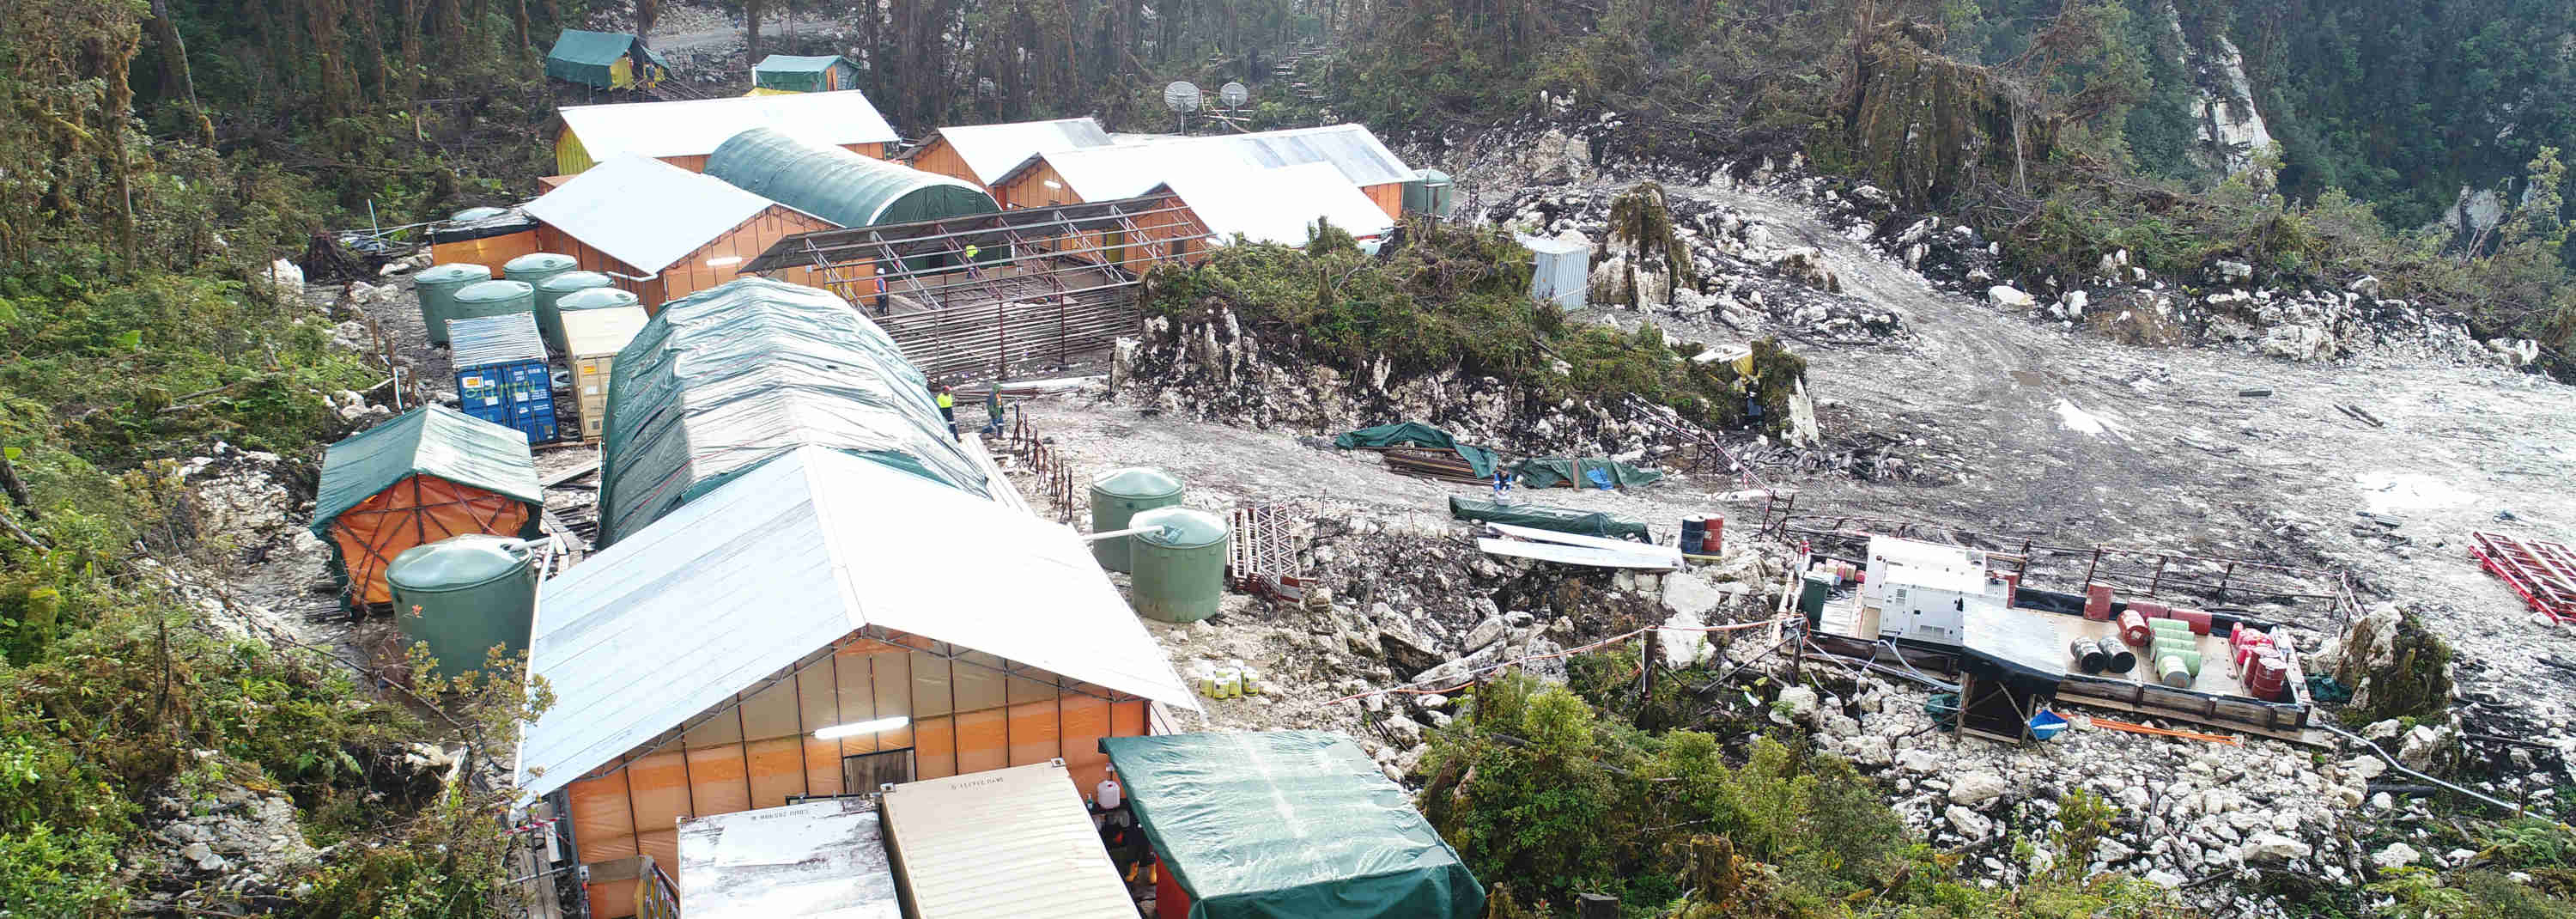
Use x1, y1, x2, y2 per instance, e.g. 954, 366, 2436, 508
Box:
2470, 531, 2576, 623
741, 195, 1218, 380
1228, 504, 1306, 599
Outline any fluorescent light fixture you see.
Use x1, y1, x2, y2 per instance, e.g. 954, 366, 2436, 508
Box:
705, 255, 744, 267
813, 716, 908, 740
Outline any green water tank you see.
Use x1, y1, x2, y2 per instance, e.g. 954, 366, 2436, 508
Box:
557, 287, 642, 316
1089, 467, 1183, 572
1128, 507, 1229, 624
451, 279, 537, 325
386, 535, 538, 679
534, 271, 615, 350
414, 263, 492, 346
502, 252, 580, 289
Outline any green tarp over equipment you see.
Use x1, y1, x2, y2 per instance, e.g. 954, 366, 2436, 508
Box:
311, 405, 545, 540
706, 127, 999, 270
751, 54, 856, 92
1100, 732, 1485, 919
1332, 422, 1498, 478
545, 30, 667, 88
1506, 457, 1663, 490
596, 277, 991, 545
1448, 496, 1649, 543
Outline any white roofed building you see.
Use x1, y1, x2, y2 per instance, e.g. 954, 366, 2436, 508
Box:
523, 155, 835, 307
553, 89, 900, 176
908, 118, 1117, 202
514, 444, 1196, 917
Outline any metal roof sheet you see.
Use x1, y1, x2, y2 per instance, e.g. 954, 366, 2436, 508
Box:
1021, 124, 1411, 200
752, 53, 848, 74
525, 155, 783, 274
677, 798, 901, 919
1155, 161, 1394, 246
927, 119, 1115, 185
557, 90, 899, 162
1960, 598, 2065, 683
879, 762, 1136, 919
513, 444, 1199, 800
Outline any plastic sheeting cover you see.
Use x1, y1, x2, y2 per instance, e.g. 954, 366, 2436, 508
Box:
677, 799, 900, 919
706, 127, 998, 229
1447, 496, 1649, 543
596, 277, 990, 545
1505, 457, 1663, 490
311, 405, 544, 539
1333, 423, 1498, 478
1100, 732, 1484, 919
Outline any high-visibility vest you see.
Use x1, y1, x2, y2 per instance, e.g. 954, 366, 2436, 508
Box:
935, 392, 954, 409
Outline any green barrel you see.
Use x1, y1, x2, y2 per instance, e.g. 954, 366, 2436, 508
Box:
414, 263, 492, 345
557, 286, 641, 317
451, 279, 537, 325
1796, 573, 1832, 627
534, 271, 615, 350
386, 535, 538, 679
1088, 467, 1182, 572
1128, 507, 1229, 623
501, 252, 580, 290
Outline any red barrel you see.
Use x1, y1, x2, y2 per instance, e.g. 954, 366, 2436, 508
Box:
2167, 607, 2214, 636
2119, 608, 2152, 647
2245, 652, 2288, 700
2233, 636, 2274, 670
2084, 583, 2114, 621
2129, 600, 2169, 619
1703, 517, 1723, 554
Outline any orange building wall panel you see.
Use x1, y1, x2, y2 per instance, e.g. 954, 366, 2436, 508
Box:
1364, 182, 1405, 221
429, 228, 543, 271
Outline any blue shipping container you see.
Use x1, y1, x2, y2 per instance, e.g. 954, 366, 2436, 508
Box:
455, 359, 559, 444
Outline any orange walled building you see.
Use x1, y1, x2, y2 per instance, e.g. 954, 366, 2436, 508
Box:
519, 155, 833, 308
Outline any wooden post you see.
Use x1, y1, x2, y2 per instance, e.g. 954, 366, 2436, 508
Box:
1471, 671, 1485, 728
2082, 546, 2102, 587
2148, 556, 2167, 595
2218, 562, 2237, 602
1637, 630, 1658, 722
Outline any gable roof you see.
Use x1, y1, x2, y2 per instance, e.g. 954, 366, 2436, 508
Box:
925, 118, 1116, 186
999, 124, 1412, 198
752, 53, 850, 75
524, 155, 793, 274
1154, 161, 1395, 246
556, 90, 899, 162
547, 29, 641, 67
513, 445, 1200, 800
310, 405, 545, 539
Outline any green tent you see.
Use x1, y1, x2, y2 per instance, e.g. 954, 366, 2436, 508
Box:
1447, 496, 1649, 542
310, 405, 545, 541
751, 53, 859, 93
705, 128, 999, 271
596, 277, 991, 545
545, 30, 669, 88
1333, 422, 1498, 478
1100, 732, 1485, 919
1506, 457, 1663, 490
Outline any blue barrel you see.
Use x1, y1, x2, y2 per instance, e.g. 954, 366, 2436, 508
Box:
1680, 519, 1706, 555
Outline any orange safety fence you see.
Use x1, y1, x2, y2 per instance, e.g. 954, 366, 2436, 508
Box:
329, 473, 532, 605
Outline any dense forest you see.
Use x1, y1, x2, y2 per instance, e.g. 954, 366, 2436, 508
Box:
0, 0, 2570, 913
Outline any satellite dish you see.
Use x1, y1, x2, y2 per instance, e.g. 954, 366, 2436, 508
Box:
1218, 82, 1249, 108
1163, 81, 1203, 113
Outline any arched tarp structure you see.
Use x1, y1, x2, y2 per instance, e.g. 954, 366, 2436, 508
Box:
596, 277, 992, 545
706, 127, 999, 229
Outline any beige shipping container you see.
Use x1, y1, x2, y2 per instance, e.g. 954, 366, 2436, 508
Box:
560, 306, 650, 442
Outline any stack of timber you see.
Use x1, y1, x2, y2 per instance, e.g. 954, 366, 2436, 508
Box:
1381, 447, 1485, 484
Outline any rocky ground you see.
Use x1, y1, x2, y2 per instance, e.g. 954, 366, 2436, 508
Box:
999, 125, 2576, 910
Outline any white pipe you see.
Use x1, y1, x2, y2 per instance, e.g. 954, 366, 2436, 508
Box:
1083, 525, 1166, 543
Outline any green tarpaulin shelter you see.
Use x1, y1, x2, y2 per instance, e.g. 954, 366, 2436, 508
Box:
1506, 457, 1663, 490
545, 30, 671, 89
311, 405, 545, 606
1333, 422, 1498, 478
705, 128, 999, 272
750, 53, 860, 92
1448, 496, 1649, 542
596, 277, 991, 545
1100, 732, 1485, 919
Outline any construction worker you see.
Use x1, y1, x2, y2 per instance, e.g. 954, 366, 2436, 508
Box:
934, 385, 957, 437
872, 266, 889, 316
982, 386, 1005, 435
963, 242, 981, 263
